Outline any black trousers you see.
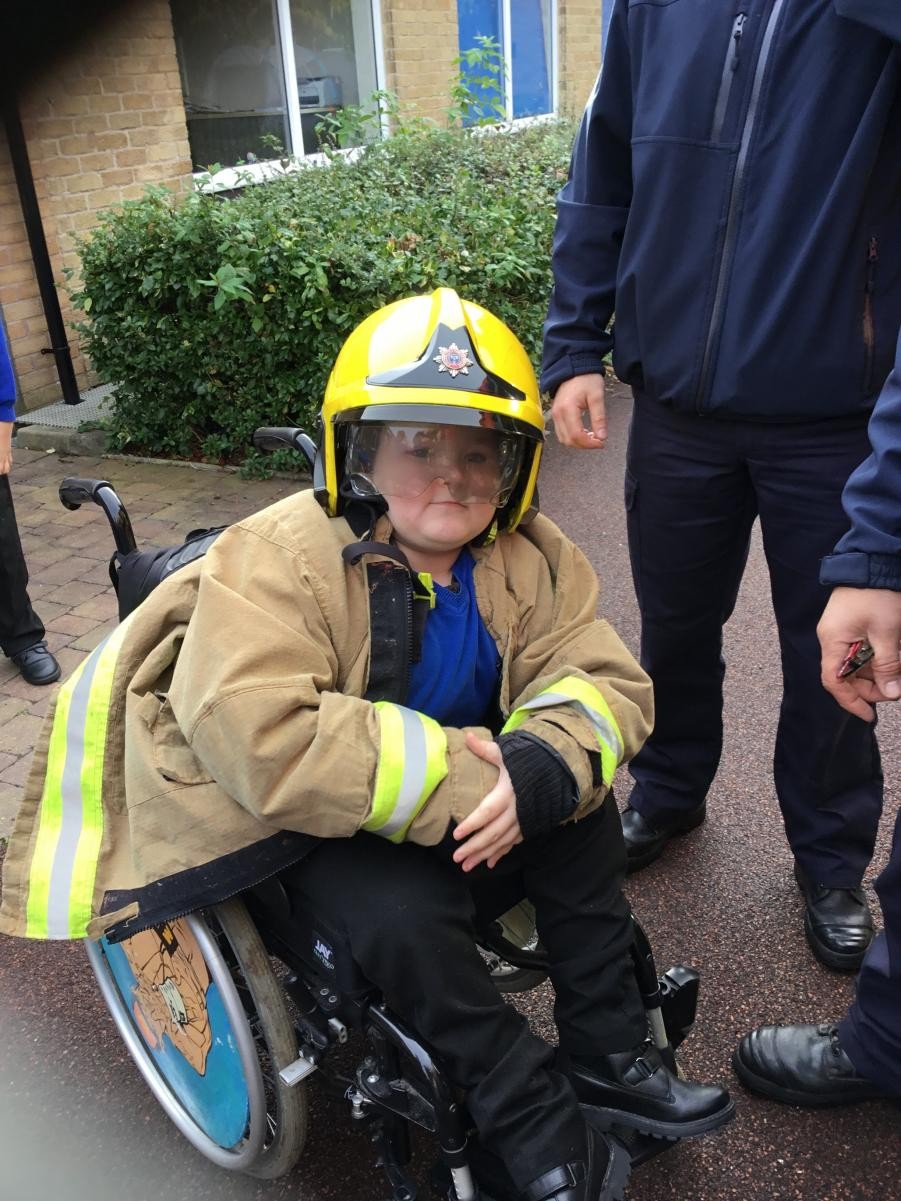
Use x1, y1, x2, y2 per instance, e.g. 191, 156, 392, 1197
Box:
285, 795, 646, 1189
625, 397, 883, 887
840, 803, 901, 1095
0, 475, 43, 657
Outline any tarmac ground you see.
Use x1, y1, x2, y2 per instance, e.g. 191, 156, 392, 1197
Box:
1, 384, 899, 1201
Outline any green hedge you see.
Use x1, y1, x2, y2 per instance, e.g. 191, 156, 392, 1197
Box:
70, 121, 576, 469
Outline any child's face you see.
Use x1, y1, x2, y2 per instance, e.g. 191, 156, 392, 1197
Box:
374, 424, 502, 555
386, 483, 497, 557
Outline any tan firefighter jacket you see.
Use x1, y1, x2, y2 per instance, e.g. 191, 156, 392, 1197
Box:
0, 489, 653, 942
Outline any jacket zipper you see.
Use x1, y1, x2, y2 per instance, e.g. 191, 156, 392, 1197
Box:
863, 235, 878, 394
696, 0, 786, 412
711, 13, 747, 143
404, 571, 414, 697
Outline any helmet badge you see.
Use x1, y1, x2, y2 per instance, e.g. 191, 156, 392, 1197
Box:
433, 342, 473, 378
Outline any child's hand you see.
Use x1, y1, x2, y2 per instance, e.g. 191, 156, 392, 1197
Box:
0, 422, 13, 475
452, 732, 523, 872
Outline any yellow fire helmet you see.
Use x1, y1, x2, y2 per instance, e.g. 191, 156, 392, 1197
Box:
316, 287, 544, 533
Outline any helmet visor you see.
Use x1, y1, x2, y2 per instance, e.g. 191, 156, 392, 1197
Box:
345, 420, 525, 506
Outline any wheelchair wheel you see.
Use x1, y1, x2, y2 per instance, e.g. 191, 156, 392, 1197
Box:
479, 900, 548, 994
86, 897, 307, 1178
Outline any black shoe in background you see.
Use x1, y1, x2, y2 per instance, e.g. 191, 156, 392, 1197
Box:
794, 865, 874, 970
564, 1041, 734, 1140
620, 802, 707, 873
733, 1023, 894, 1107
10, 640, 61, 686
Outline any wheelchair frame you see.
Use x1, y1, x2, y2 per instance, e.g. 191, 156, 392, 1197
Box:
64, 456, 702, 1201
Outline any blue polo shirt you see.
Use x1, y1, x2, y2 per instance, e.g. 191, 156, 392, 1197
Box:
406, 549, 501, 727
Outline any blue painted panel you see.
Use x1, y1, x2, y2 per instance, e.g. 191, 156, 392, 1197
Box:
511, 0, 551, 117
457, 0, 504, 122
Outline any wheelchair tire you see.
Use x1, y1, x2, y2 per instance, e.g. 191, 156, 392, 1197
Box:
479, 900, 548, 995
86, 897, 307, 1179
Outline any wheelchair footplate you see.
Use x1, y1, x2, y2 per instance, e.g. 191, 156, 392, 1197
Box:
429, 1118, 673, 1201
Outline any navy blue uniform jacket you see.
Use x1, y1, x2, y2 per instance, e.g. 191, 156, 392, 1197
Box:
541, 0, 901, 422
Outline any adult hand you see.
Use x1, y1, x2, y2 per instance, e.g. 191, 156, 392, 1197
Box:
0, 422, 12, 475
452, 731, 523, 872
551, 373, 607, 449
818, 586, 901, 721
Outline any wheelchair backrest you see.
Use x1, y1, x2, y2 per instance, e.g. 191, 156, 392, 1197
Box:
114, 526, 226, 620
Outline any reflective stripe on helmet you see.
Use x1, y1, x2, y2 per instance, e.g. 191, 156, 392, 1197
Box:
363, 702, 448, 842
502, 675, 624, 788
25, 621, 130, 939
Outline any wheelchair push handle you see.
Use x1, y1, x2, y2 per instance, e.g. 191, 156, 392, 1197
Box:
59, 477, 112, 510
252, 426, 317, 472
58, 476, 138, 557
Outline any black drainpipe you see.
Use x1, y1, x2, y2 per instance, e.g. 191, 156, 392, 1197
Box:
1, 89, 82, 405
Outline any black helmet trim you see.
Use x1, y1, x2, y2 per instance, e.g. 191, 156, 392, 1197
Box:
334, 403, 543, 443
366, 322, 526, 402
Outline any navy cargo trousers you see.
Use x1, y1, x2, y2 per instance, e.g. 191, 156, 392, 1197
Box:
841, 805, 901, 1094
624, 395, 883, 889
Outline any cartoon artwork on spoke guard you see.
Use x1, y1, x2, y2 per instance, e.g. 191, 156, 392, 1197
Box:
102, 917, 252, 1147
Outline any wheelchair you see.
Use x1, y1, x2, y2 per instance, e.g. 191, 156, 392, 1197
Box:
61, 433, 704, 1201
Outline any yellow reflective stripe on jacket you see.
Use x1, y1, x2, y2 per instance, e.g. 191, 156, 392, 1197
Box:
502, 674, 625, 788
364, 702, 448, 843
25, 621, 130, 939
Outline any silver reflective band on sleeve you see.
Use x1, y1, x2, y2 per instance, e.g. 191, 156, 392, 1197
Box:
512, 691, 624, 759
366, 702, 448, 841
45, 646, 105, 938
379, 706, 431, 838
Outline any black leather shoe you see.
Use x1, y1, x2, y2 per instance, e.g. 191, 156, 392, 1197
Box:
10, 641, 61, 686
520, 1125, 631, 1201
620, 802, 706, 872
794, 865, 874, 970
733, 1023, 893, 1107
565, 1042, 735, 1140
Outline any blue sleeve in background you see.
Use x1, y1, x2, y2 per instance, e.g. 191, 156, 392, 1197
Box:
821, 327, 901, 590
0, 324, 17, 422
540, 0, 633, 396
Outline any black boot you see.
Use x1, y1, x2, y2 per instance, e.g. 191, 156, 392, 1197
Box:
564, 1042, 735, 1139
733, 1023, 894, 1106
620, 803, 706, 872
794, 865, 874, 970
519, 1125, 631, 1201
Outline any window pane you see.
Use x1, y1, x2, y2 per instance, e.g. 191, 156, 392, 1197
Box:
171, 0, 289, 170
457, 0, 504, 124
289, 0, 379, 150
511, 0, 553, 118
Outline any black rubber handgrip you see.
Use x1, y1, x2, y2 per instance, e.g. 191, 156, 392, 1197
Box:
59, 477, 111, 511
252, 427, 304, 452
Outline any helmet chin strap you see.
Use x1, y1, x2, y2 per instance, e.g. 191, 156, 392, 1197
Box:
339, 486, 389, 538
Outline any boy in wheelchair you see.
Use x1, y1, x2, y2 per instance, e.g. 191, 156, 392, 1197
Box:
0, 290, 732, 1201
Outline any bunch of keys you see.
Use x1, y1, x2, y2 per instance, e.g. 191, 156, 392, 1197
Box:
837, 639, 875, 679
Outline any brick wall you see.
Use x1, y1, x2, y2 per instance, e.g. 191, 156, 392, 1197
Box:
0, 0, 192, 412
558, 1, 603, 119
382, 0, 459, 127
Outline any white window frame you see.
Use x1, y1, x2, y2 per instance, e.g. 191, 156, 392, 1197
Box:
193, 0, 385, 190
